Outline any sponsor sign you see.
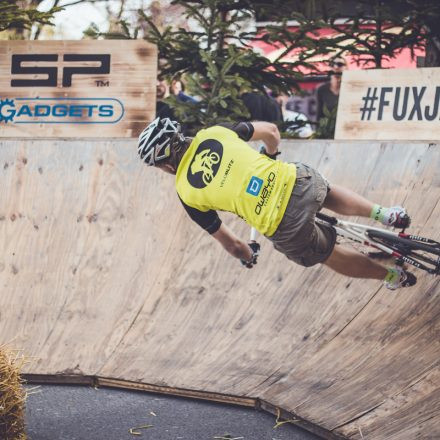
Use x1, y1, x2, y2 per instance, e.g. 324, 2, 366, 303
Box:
335, 68, 440, 140
0, 40, 157, 138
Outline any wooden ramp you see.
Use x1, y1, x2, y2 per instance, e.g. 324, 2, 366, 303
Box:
1, 139, 439, 439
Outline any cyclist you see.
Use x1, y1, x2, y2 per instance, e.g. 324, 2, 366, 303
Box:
137, 117, 417, 290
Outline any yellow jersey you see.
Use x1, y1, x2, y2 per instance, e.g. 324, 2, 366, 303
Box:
175, 123, 296, 237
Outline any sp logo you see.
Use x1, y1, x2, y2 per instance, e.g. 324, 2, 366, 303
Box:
11, 54, 110, 87
187, 139, 223, 188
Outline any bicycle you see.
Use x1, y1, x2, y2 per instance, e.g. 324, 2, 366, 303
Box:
251, 212, 440, 275
249, 145, 440, 276
315, 212, 440, 275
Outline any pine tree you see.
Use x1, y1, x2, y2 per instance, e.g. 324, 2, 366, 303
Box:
403, 0, 440, 67
0, 0, 61, 37
300, 0, 439, 68
138, 0, 322, 133
82, 0, 440, 135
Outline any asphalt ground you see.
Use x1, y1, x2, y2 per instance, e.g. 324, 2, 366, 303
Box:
24, 384, 320, 440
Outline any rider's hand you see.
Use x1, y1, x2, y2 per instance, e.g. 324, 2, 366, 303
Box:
240, 242, 260, 269
260, 145, 281, 160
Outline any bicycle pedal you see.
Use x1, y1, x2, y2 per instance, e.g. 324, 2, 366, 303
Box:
395, 258, 405, 267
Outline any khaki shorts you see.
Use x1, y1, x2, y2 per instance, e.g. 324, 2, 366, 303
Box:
268, 163, 336, 267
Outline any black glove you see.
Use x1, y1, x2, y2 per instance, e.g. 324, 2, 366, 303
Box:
260, 145, 281, 160
240, 242, 261, 269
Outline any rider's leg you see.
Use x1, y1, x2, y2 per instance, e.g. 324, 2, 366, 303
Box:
324, 244, 387, 279
323, 184, 374, 217
323, 184, 410, 228
324, 244, 417, 288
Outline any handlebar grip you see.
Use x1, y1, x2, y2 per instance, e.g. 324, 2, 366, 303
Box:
250, 227, 257, 242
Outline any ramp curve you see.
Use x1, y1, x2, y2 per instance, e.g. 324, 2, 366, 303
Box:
1, 139, 439, 439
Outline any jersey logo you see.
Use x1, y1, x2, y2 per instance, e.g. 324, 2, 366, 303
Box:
246, 176, 263, 196
187, 139, 223, 188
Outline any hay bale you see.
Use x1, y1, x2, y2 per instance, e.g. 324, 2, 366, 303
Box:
0, 345, 27, 440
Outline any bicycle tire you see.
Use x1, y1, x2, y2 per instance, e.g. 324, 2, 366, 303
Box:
367, 230, 440, 256
368, 229, 440, 274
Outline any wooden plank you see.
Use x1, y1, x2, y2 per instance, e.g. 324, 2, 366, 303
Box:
259, 400, 347, 440
0, 123, 151, 138
0, 41, 157, 138
23, 374, 257, 408
338, 364, 440, 439
1, 139, 440, 440
335, 68, 440, 141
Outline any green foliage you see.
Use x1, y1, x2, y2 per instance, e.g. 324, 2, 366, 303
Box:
0, 0, 61, 34
301, 0, 440, 68
83, 0, 440, 134
313, 106, 337, 139
85, 0, 322, 132
137, 0, 327, 132
402, 0, 440, 66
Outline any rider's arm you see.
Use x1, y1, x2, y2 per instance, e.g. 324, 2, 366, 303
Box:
211, 223, 253, 261
217, 121, 280, 156
179, 197, 253, 261
249, 121, 280, 155
179, 197, 222, 234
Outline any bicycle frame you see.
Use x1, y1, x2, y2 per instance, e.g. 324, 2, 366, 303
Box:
317, 214, 400, 257
316, 212, 440, 274
250, 212, 439, 274
251, 216, 400, 255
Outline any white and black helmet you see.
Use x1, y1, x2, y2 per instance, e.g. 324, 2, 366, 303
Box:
137, 117, 184, 166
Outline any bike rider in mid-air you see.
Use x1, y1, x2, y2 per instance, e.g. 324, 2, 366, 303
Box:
138, 117, 417, 290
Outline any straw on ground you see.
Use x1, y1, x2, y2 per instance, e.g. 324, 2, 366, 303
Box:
0, 345, 27, 440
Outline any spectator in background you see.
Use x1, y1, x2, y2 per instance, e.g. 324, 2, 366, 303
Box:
241, 89, 283, 123
274, 92, 314, 138
156, 78, 175, 120
316, 57, 347, 137
170, 78, 198, 103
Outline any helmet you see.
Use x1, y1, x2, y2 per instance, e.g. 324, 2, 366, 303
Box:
137, 117, 184, 166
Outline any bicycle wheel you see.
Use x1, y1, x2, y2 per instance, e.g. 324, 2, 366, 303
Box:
367, 229, 440, 274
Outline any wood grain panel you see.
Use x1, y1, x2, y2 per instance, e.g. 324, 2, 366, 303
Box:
336, 68, 440, 141
0, 41, 157, 138
1, 139, 439, 439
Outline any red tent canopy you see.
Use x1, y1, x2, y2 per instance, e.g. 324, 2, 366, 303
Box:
251, 25, 425, 90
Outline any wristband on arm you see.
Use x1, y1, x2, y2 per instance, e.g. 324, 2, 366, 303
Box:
260, 145, 281, 160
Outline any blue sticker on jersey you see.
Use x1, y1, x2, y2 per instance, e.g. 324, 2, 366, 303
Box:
246, 176, 263, 196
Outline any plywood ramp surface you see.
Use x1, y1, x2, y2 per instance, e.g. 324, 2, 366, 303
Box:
1, 139, 439, 439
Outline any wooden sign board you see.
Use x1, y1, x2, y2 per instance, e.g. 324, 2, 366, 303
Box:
0, 40, 157, 138
335, 68, 440, 140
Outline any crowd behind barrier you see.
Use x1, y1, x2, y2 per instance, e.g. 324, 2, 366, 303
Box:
156, 57, 348, 139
